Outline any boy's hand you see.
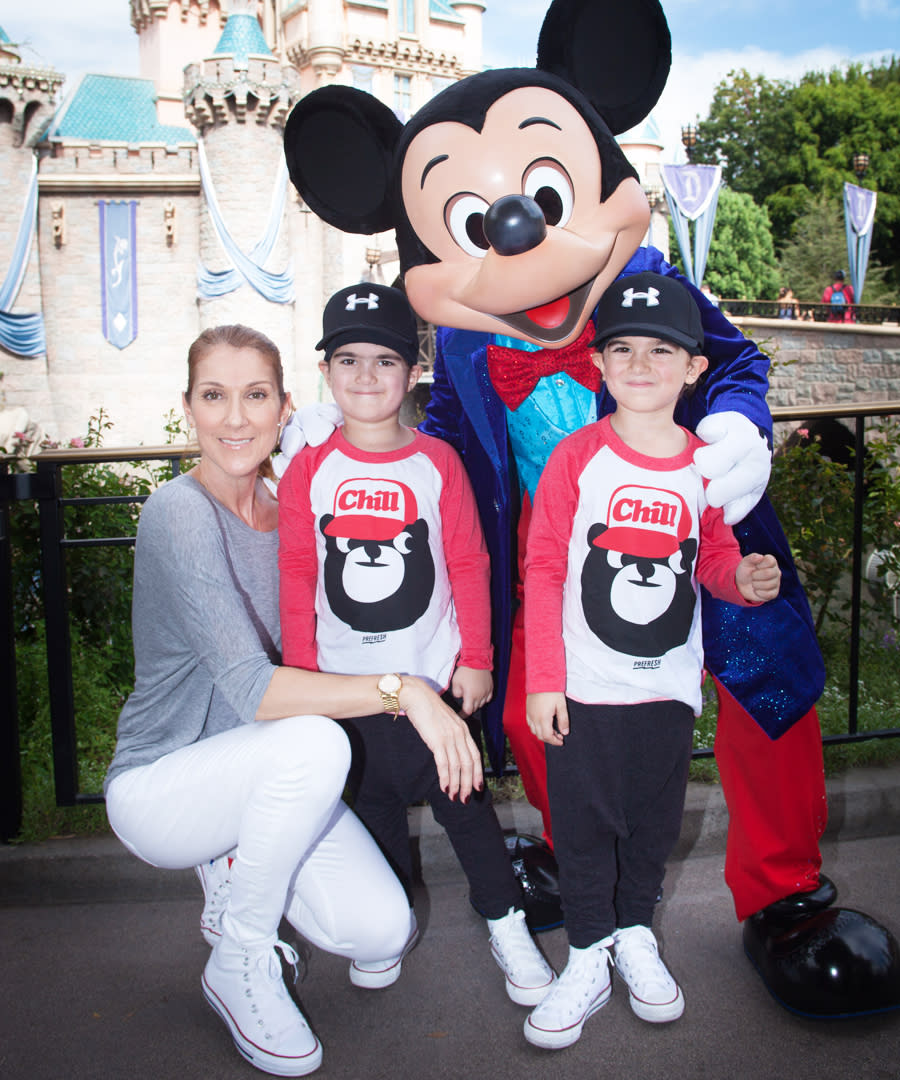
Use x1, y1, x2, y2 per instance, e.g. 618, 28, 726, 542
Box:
526, 692, 569, 746
736, 552, 781, 603
450, 666, 493, 717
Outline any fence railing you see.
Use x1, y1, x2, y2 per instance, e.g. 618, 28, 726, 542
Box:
721, 299, 900, 325
3, 404, 900, 841
1, 445, 197, 841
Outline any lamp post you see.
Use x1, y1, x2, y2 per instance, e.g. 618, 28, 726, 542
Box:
853, 151, 869, 184
681, 122, 698, 163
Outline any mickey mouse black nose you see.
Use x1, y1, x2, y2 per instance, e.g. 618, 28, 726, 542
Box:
483, 195, 547, 256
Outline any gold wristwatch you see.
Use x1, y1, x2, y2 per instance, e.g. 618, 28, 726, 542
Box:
377, 673, 403, 719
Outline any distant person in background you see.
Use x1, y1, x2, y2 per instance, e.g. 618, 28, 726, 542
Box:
822, 270, 855, 323
777, 287, 799, 320
700, 282, 719, 308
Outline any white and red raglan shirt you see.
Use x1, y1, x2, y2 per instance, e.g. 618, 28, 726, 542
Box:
278, 427, 492, 692
525, 415, 751, 715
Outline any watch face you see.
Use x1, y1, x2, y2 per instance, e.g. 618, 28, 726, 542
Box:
379, 673, 402, 693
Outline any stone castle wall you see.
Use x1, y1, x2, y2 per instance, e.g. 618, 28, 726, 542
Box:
733, 317, 900, 429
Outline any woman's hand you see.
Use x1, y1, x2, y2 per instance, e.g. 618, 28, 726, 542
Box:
399, 677, 484, 802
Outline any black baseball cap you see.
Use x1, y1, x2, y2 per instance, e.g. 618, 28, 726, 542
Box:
317, 283, 419, 366
592, 271, 705, 355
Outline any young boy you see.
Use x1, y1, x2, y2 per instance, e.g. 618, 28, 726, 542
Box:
277, 282, 555, 1004
522, 272, 781, 1049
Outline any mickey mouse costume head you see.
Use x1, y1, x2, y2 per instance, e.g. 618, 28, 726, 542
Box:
283, 0, 900, 1021
284, 0, 668, 347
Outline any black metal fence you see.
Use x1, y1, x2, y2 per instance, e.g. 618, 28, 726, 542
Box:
3, 405, 900, 842
722, 299, 900, 325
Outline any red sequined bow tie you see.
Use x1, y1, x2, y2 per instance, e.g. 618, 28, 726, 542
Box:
486, 321, 600, 410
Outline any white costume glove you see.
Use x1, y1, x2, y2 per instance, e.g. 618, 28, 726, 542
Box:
272, 402, 343, 479
694, 411, 771, 525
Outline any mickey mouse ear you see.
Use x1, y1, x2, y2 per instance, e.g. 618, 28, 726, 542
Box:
537, 0, 671, 135
283, 85, 404, 234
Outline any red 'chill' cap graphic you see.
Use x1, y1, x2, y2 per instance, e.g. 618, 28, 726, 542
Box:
592, 484, 691, 558
324, 477, 418, 541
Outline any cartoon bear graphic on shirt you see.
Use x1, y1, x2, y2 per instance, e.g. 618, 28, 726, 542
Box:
581, 483, 698, 658
319, 476, 435, 633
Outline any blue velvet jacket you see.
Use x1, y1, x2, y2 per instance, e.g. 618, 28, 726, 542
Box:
420, 247, 825, 772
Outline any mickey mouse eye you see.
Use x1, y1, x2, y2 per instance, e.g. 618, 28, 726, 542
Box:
668, 550, 685, 573
393, 532, 413, 554
335, 537, 351, 554
523, 161, 574, 228
445, 193, 491, 258
607, 551, 624, 569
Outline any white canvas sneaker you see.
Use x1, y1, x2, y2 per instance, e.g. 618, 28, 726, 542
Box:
202, 936, 322, 1077
524, 940, 612, 1049
349, 914, 420, 989
195, 854, 233, 946
613, 924, 684, 1022
488, 906, 557, 1006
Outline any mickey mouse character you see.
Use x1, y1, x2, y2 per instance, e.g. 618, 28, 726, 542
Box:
283, 0, 900, 1017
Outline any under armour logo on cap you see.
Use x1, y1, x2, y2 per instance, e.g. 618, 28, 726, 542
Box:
344, 292, 380, 311
316, 282, 420, 365
592, 271, 705, 355
621, 286, 660, 309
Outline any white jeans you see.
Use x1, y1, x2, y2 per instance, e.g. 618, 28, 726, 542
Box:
106, 714, 411, 962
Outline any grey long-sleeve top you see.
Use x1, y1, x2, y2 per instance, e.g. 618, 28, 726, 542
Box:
105, 474, 281, 790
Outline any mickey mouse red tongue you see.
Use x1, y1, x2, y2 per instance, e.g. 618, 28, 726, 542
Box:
527, 295, 571, 329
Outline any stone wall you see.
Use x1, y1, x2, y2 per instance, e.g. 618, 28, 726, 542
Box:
733, 317, 900, 414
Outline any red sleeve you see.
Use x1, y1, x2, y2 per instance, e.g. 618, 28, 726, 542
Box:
277, 448, 322, 671
429, 437, 493, 670
523, 436, 581, 693
696, 501, 753, 606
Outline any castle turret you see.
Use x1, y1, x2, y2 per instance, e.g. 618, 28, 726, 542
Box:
130, 0, 227, 127
183, 2, 301, 386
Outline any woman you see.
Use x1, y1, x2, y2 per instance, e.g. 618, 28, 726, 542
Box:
104, 325, 483, 1078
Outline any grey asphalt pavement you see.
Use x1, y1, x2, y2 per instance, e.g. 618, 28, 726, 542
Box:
2, 769, 899, 1080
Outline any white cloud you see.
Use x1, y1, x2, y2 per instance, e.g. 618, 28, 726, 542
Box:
858, 0, 900, 17
9, 4, 139, 90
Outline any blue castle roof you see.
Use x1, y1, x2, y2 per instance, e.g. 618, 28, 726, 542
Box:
45, 74, 194, 145
430, 0, 465, 21
617, 113, 665, 150
213, 12, 273, 65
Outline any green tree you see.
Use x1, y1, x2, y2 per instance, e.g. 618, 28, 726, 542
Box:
778, 192, 895, 304
669, 187, 779, 300
704, 188, 780, 300
692, 61, 900, 289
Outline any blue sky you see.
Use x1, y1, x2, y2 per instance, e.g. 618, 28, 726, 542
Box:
482, 1, 900, 158
7, 1, 899, 159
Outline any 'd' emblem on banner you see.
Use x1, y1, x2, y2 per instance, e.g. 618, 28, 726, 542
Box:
660, 164, 721, 222
99, 200, 138, 350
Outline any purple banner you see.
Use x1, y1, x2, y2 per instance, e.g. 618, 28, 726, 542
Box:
660, 164, 721, 222
99, 200, 138, 350
844, 182, 876, 237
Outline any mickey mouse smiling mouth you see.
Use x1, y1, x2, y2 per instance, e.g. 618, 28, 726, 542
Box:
500, 278, 597, 343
